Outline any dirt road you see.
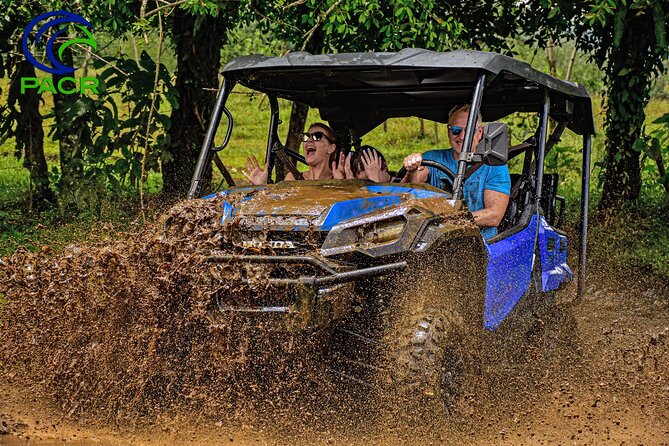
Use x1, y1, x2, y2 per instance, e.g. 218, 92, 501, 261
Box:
1, 268, 668, 446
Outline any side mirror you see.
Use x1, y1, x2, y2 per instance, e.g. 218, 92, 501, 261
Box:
468, 122, 509, 166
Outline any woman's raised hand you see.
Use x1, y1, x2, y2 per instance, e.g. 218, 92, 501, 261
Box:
243, 155, 268, 185
332, 152, 349, 179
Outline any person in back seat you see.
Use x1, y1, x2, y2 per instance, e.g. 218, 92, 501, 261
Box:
349, 146, 392, 182
401, 103, 510, 239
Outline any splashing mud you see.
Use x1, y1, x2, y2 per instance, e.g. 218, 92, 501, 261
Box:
0, 196, 314, 422
1, 197, 668, 445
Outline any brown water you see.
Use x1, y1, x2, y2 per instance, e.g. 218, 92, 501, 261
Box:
1, 197, 668, 445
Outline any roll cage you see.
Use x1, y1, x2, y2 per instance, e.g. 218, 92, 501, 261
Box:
188, 48, 594, 300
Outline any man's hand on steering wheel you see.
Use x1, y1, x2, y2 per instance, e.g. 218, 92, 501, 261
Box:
403, 153, 425, 173
399, 152, 456, 192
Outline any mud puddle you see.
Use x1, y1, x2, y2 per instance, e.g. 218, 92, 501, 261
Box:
1, 197, 668, 444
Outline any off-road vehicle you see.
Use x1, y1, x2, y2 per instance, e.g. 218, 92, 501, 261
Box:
187, 49, 595, 412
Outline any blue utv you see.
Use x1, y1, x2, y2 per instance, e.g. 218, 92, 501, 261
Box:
187, 48, 595, 413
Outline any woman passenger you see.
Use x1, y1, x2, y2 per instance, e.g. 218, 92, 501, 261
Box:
243, 122, 339, 185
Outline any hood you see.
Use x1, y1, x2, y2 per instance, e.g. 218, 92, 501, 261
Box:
218, 180, 460, 231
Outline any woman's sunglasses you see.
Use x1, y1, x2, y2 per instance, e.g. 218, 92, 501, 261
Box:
301, 131, 331, 142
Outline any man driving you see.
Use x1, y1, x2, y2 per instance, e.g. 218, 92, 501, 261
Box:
402, 103, 511, 239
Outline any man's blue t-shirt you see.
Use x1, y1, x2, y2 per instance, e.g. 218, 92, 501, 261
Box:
423, 148, 511, 239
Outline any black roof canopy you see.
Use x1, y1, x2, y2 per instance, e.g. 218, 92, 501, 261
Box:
223, 48, 595, 140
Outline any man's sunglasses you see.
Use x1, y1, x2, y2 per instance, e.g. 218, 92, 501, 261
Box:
448, 125, 481, 136
301, 131, 331, 142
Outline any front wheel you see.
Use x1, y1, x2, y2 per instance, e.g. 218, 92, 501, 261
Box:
391, 306, 467, 416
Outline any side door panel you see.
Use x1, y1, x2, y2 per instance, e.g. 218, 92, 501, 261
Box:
483, 215, 537, 330
484, 214, 573, 331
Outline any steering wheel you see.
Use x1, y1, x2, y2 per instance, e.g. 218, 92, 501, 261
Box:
396, 159, 457, 193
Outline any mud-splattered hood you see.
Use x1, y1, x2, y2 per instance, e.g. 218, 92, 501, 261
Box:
215, 180, 461, 231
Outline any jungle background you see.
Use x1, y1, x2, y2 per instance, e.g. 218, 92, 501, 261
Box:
1, 0, 668, 276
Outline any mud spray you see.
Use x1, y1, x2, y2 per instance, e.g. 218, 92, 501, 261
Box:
1, 197, 669, 445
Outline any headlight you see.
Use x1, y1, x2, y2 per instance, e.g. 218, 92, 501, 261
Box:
359, 219, 406, 245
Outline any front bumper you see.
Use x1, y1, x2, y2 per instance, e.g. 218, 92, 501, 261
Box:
207, 253, 407, 332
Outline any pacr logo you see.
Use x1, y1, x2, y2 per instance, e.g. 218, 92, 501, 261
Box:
21, 10, 99, 95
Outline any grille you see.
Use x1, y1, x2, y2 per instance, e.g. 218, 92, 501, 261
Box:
223, 230, 327, 255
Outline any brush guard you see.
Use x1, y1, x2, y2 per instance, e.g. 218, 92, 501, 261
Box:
206, 253, 407, 331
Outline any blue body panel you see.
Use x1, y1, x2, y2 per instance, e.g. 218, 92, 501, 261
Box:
321, 195, 402, 230
484, 216, 537, 330
320, 185, 449, 230
213, 184, 451, 229
483, 214, 573, 330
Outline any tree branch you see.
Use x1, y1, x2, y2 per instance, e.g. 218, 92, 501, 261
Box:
301, 0, 343, 51
144, 0, 188, 18
140, 2, 165, 221
250, 5, 302, 35
72, 44, 129, 76
283, 0, 307, 9
140, 0, 149, 19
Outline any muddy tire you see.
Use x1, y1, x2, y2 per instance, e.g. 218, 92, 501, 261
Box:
391, 306, 467, 417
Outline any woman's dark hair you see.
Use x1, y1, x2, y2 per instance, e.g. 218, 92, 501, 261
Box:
351, 145, 388, 177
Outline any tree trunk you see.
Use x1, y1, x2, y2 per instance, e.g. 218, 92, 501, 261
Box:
276, 101, 309, 181
11, 61, 56, 210
162, 10, 227, 198
277, 34, 324, 181
546, 39, 558, 77
565, 44, 577, 82
599, 10, 656, 209
52, 40, 83, 212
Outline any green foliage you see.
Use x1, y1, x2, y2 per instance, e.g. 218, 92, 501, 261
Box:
644, 112, 669, 191
521, 0, 668, 205
320, 0, 467, 51
55, 51, 175, 193
587, 195, 669, 278
249, 0, 531, 54
593, 1, 668, 205
221, 21, 284, 64
510, 40, 604, 92
0, 0, 178, 212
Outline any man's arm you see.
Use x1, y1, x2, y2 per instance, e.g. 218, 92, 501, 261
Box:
471, 189, 509, 228
400, 168, 429, 183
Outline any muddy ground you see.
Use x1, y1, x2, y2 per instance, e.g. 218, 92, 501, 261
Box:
1, 269, 668, 445
0, 198, 667, 445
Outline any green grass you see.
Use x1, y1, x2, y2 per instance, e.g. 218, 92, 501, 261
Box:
589, 201, 669, 278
